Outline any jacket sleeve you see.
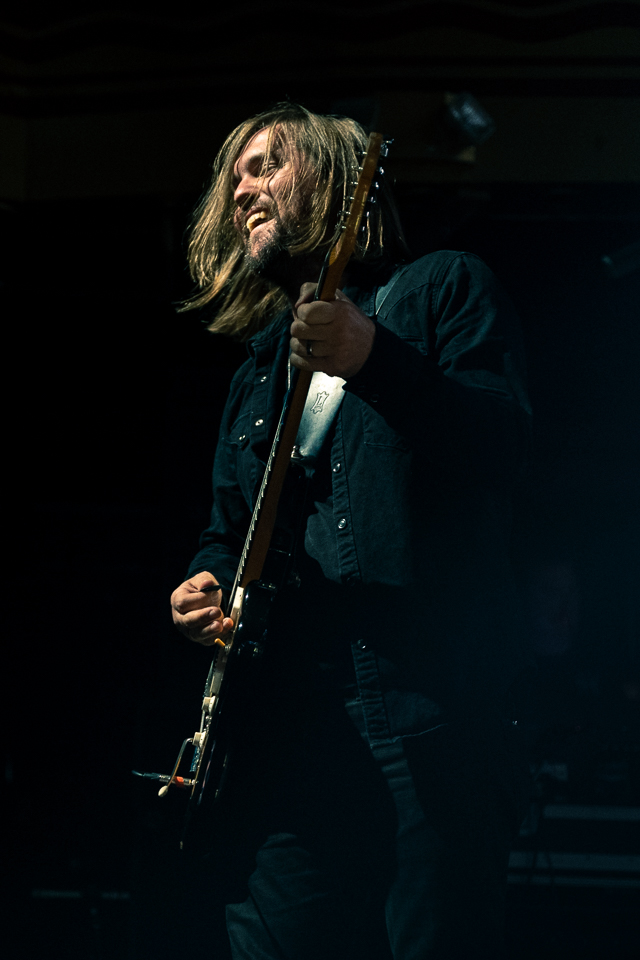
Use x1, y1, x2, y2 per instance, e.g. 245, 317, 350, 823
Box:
344, 252, 532, 480
186, 371, 253, 595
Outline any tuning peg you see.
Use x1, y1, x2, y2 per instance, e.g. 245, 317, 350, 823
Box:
379, 139, 394, 158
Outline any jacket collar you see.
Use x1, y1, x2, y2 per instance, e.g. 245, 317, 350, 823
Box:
246, 308, 292, 357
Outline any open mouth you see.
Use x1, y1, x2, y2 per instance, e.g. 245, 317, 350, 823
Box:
246, 210, 271, 234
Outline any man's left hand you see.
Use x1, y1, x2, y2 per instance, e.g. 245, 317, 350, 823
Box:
290, 283, 375, 379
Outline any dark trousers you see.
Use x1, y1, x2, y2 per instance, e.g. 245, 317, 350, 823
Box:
223, 686, 527, 960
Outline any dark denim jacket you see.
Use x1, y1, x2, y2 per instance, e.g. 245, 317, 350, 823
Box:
189, 251, 532, 743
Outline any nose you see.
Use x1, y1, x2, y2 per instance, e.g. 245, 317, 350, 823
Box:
233, 171, 262, 209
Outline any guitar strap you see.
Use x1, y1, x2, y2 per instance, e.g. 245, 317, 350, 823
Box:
291, 370, 346, 476
374, 262, 410, 316
290, 263, 407, 476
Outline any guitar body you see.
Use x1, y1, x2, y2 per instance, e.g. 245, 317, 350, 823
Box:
180, 579, 276, 854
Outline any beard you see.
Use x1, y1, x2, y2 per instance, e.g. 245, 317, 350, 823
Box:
243, 213, 301, 289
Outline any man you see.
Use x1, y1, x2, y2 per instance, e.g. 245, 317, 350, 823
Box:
170, 103, 531, 959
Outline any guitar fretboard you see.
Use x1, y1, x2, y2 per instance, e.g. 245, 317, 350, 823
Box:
228, 386, 291, 602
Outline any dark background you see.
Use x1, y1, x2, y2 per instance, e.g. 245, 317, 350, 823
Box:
2, 4, 639, 958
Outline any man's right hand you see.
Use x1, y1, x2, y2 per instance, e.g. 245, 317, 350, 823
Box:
171, 571, 234, 646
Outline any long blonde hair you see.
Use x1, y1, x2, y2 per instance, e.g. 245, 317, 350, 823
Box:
181, 102, 408, 340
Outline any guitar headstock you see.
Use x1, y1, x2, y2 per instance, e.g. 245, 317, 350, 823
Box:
315, 133, 393, 302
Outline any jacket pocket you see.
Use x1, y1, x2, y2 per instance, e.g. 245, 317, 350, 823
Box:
225, 414, 251, 450
361, 404, 411, 451
223, 414, 254, 507
360, 332, 426, 451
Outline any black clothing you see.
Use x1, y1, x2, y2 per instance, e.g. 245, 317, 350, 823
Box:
189, 251, 532, 736
189, 250, 532, 959
222, 688, 528, 960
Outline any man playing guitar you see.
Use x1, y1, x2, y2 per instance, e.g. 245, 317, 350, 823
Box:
169, 102, 531, 960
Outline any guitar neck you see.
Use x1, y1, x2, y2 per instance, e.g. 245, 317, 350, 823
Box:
228, 131, 384, 605
232, 366, 311, 595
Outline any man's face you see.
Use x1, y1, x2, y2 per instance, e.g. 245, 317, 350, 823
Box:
232, 127, 304, 281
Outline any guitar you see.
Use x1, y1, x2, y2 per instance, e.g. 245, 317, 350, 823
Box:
133, 131, 388, 852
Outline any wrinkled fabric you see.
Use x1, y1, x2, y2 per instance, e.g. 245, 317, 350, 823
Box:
220, 678, 529, 960
188, 251, 532, 738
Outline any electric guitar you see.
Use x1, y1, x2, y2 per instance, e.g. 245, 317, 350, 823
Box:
134, 131, 388, 852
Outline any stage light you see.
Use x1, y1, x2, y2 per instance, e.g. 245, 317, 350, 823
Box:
443, 92, 496, 147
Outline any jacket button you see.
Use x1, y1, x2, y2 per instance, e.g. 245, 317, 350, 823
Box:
259, 375, 267, 383
337, 518, 347, 530
357, 639, 367, 650
332, 462, 342, 473
345, 574, 358, 587
255, 418, 264, 426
